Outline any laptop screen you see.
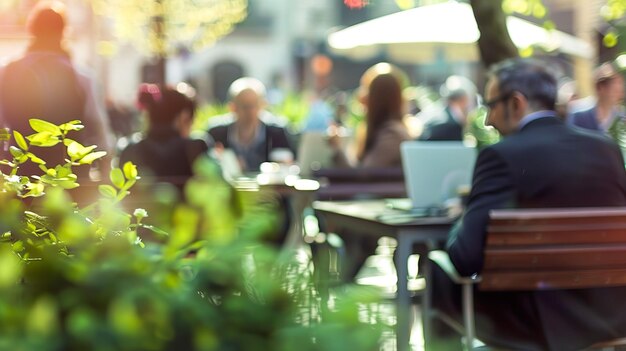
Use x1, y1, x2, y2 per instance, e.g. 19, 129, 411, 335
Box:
401, 141, 477, 209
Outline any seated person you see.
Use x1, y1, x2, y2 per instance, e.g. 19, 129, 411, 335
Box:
119, 83, 209, 192
433, 58, 626, 350
419, 75, 477, 141
330, 62, 411, 168
207, 77, 294, 173
326, 63, 411, 282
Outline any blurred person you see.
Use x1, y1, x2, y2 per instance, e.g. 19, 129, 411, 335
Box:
332, 91, 350, 126
301, 94, 334, 132
106, 98, 138, 138
432, 58, 626, 351
555, 78, 578, 120
207, 77, 294, 172
568, 61, 625, 133
419, 75, 477, 141
326, 63, 411, 282
0, 1, 113, 178
119, 84, 235, 243
119, 83, 209, 189
329, 62, 411, 168
302, 54, 342, 133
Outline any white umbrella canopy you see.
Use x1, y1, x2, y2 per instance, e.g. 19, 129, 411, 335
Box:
327, 1, 593, 63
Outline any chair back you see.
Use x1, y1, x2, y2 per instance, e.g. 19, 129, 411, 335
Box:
481, 207, 626, 291
313, 167, 406, 201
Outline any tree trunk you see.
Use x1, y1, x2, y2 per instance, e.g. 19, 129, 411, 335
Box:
470, 0, 519, 68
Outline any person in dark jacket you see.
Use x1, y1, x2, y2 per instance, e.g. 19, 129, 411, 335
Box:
568, 61, 624, 133
207, 77, 294, 173
419, 75, 477, 141
433, 58, 626, 351
119, 83, 209, 189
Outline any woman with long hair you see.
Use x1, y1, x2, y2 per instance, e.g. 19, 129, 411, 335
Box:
331, 63, 411, 168
326, 63, 412, 282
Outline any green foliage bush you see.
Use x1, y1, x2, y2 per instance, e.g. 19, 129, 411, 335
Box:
0, 119, 383, 351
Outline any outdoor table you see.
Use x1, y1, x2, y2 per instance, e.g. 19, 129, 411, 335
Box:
313, 199, 454, 351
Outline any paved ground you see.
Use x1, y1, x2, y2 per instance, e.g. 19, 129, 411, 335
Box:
290, 236, 433, 351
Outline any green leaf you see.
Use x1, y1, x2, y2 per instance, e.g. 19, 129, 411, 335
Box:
11, 240, 24, 253
59, 120, 84, 132
58, 180, 80, 190
0, 246, 21, 287
169, 206, 199, 249
140, 224, 169, 237
121, 178, 136, 192
533, 4, 547, 18
26, 153, 46, 165
67, 141, 97, 162
23, 183, 45, 197
78, 151, 107, 165
123, 162, 138, 180
604, 31, 619, 48
98, 184, 117, 198
67, 141, 85, 161
110, 168, 125, 189
542, 20, 555, 31
29, 119, 61, 136
9, 146, 24, 158
55, 165, 72, 178
27, 132, 60, 147
39, 171, 78, 189
13, 130, 28, 150
27, 296, 59, 336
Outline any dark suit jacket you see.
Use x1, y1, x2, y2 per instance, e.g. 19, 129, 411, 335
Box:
568, 106, 601, 131
208, 121, 293, 172
445, 115, 626, 350
419, 107, 464, 141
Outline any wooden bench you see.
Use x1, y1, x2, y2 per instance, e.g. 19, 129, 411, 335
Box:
429, 207, 626, 351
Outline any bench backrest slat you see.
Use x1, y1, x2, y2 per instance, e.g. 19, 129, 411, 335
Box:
480, 207, 626, 291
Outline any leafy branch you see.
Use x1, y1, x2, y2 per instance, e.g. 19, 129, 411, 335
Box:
0, 119, 147, 260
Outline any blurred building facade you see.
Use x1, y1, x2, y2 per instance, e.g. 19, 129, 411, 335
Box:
0, 0, 613, 106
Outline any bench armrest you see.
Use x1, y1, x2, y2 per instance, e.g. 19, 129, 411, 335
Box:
428, 250, 482, 285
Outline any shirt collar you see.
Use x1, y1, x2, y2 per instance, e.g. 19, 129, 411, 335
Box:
518, 110, 556, 131
228, 121, 266, 151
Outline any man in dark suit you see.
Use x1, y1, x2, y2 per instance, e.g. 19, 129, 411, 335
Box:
207, 77, 294, 172
432, 58, 626, 350
419, 75, 477, 141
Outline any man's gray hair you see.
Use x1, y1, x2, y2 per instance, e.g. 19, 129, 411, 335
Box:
228, 77, 267, 100
488, 58, 557, 111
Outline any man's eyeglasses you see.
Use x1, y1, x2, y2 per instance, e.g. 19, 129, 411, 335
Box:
484, 93, 512, 109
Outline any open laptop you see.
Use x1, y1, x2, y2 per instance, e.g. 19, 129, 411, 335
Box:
397, 141, 477, 216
